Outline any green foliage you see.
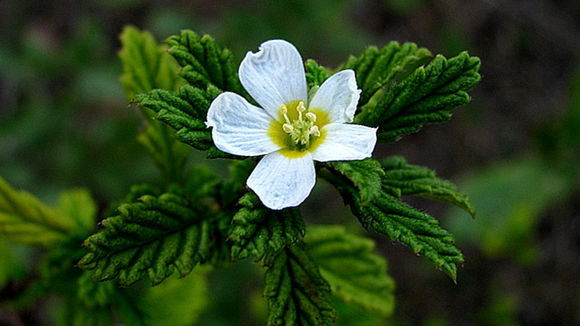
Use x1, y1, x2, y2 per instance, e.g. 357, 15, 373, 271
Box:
141, 269, 209, 326
0, 177, 74, 246
264, 243, 335, 326
167, 30, 244, 94
229, 193, 305, 261
138, 84, 232, 157
342, 42, 431, 107
355, 51, 481, 143
79, 186, 212, 286
325, 159, 384, 204
307, 225, 395, 317
382, 156, 475, 216
119, 25, 180, 99
305, 59, 331, 89
58, 189, 98, 235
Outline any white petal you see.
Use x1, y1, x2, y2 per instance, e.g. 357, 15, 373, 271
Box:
239, 40, 308, 117
312, 123, 377, 162
247, 151, 316, 210
308, 70, 361, 123
206, 92, 280, 156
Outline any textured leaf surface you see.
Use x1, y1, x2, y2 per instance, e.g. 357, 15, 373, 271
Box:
138, 84, 231, 156
167, 30, 244, 94
78, 187, 212, 286
119, 25, 180, 99
307, 225, 395, 317
355, 51, 481, 143
382, 156, 475, 216
342, 42, 431, 107
325, 159, 384, 204
0, 177, 73, 246
229, 193, 305, 261
305, 59, 331, 89
264, 243, 335, 326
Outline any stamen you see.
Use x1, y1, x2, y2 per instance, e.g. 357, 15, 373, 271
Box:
305, 112, 317, 122
309, 126, 321, 137
282, 123, 294, 133
296, 101, 306, 112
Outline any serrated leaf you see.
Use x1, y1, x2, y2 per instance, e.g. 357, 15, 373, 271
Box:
137, 84, 235, 157
58, 188, 97, 236
344, 189, 463, 280
325, 159, 384, 203
382, 156, 475, 216
0, 177, 73, 246
307, 225, 395, 317
264, 243, 335, 326
229, 193, 305, 261
342, 42, 431, 107
166, 30, 244, 94
78, 189, 212, 286
356, 51, 481, 143
119, 25, 180, 99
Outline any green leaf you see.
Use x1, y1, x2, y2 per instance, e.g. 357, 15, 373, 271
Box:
355, 51, 481, 143
119, 25, 180, 99
325, 159, 385, 204
167, 30, 244, 94
0, 177, 74, 246
305, 59, 331, 89
382, 156, 475, 216
307, 225, 395, 317
342, 42, 431, 107
78, 187, 212, 286
137, 84, 232, 156
264, 243, 335, 326
58, 188, 98, 236
229, 193, 305, 261
345, 190, 463, 281
141, 268, 209, 326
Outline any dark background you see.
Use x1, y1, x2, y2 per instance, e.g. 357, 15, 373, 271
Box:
0, 0, 578, 325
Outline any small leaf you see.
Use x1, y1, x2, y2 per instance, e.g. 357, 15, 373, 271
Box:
119, 25, 180, 99
58, 188, 98, 236
325, 158, 385, 203
0, 177, 73, 246
229, 193, 305, 261
167, 30, 244, 94
307, 225, 395, 317
342, 42, 431, 107
355, 52, 481, 143
264, 243, 335, 326
78, 187, 213, 286
382, 156, 475, 216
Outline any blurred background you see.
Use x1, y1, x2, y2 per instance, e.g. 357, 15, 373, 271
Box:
0, 0, 578, 325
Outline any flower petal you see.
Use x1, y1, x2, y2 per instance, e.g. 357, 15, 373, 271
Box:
308, 69, 360, 123
206, 92, 280, 156
239, 40, 308, 117
312, 123, 377, 162
247, 151, 316, 210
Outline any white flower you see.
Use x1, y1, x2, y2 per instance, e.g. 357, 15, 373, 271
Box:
206, 40, 377, 210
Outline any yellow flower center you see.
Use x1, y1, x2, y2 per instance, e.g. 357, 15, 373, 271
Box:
268, 100, 329, 158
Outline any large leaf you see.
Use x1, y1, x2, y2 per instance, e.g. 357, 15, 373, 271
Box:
382, 156, 475, 216
307, 225, 395, 317
325, 159, 384, 204
355, 51, 481, 143
78, 187, 212, 286
264, 243, 335, 326
229, 193, 305, 261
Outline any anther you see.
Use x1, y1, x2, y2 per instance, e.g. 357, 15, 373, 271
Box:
280, 104, 288, 114
296, 101, 306, 112
309, 126, 321, 137
282, 123, 294, 133
305, 112, 317, 122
